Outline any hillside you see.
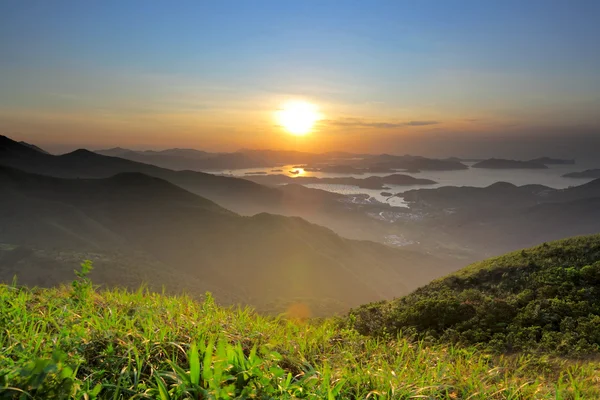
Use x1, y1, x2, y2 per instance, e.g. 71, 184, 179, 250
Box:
0, 136, 431, 247
1, 272, 599, 399
350, 235, 600, 354
398, 181, 600, 254
0, 135, 281, 215
0, 166, 446, 314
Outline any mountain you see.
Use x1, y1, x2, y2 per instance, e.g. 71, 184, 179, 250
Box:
397, 180, 600, 255
18, 141, 49, 154
564, 169, 600, 179
356, 154, 469, 171
350, 234, 600, 354
0, 135, 287, 215
95, 146, 469, 173
402, 179, 600, 209
95, 148, 359, 171
472, 158, 548, 169
96, 147, 265, 171
529, 157, 575, 165
0, 136, 469, 254
245, 173, 436, 190
401, 181, 552, 211
94, 147, 134, 157
0, 166, 446, 313
0, 136, 378, 217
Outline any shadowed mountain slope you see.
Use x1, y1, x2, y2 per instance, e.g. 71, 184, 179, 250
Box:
0, 166, 445, 314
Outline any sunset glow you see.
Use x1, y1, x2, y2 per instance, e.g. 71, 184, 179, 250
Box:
276, 101, 322, 136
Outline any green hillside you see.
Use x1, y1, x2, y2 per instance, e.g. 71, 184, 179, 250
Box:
1, 264, 599, 399
350, 235, 600, 354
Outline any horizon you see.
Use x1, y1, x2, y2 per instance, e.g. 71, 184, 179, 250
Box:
1, 1, 599, 159
0, 132, 600, 168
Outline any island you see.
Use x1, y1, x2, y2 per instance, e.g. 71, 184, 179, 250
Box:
303, 165, 365, 174
472, 158, 548, 169
563, 169, 600, 179
244, 173, 437, 190
529, 157, 575, 165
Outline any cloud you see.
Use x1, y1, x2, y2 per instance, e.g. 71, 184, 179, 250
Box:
323, 118, 440, 129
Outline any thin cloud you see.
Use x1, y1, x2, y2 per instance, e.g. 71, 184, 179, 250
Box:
323, 118, 440, 129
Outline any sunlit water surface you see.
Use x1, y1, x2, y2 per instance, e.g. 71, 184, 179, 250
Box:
218, 163, 597, 208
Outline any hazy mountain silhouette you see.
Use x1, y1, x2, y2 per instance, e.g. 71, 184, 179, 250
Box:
354, 154, 468, 172
0, 135, 287, 214
472, 158, 547, 169
563, 169, 600, 179
96, 147, 264, 171
399, 180, 600, 254
529, 157, 575, 165
0, 165, 447, 313
0, 136, 455, 250
18, 141, 49, 154
95, 145, 469, 173
244, 173, 436, 189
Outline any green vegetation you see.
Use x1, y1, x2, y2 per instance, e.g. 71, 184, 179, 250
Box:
1, 262, 600, 398
350, 235, 600, 355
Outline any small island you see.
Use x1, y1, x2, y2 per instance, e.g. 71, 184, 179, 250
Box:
244, 173, 436, 189
304, 165, 365, 174
529, 157, 575, 165
472, 158, 548, 169
563, 169, 600, 179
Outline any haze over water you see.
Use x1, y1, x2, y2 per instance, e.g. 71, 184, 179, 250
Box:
221, 162, 597, 207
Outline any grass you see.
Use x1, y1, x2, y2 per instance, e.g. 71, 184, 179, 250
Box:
350, 235, 600, 355
1, 265, 599, 399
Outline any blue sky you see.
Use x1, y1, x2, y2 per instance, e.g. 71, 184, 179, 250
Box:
1, 0, 599, 156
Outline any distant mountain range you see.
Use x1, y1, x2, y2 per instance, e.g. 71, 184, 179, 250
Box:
96, 147, 267, 171
0, 135, 301, 216
2, 134, 598, 273
0, 165, 446, 313
243, 173, 437, 189
95, 145, 473, 173
472, 158, 548, 169
529, 157, 575, 165
469, 157, 576, 169
398, 179, 600, 253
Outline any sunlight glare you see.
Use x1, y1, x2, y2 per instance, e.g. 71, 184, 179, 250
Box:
276, 101, 321, 136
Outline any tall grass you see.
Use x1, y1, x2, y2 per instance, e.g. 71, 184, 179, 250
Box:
0, 265, 599, 399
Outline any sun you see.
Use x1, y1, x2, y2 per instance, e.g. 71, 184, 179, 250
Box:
276, 101, 321, 136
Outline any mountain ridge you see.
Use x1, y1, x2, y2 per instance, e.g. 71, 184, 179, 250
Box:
0, 165, 448, 313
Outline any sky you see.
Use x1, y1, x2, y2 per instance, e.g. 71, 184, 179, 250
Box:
1, 0, 599, 158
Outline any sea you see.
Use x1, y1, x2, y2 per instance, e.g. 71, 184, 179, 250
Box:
218, 162, 598, 208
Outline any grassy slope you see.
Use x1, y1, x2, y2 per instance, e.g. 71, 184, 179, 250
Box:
1, 274, 599, 399
350, 235, 600, 354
